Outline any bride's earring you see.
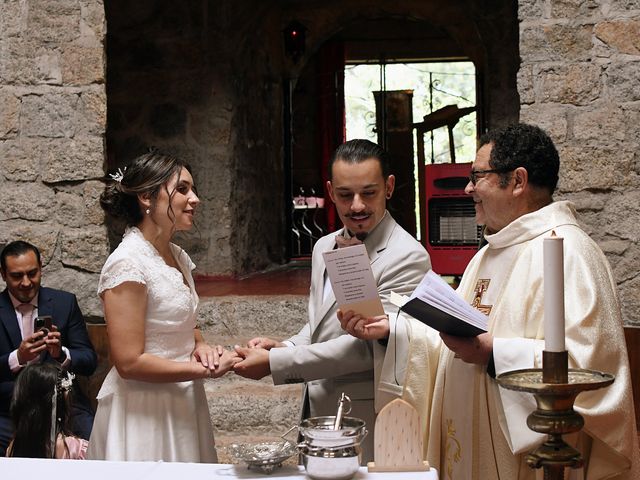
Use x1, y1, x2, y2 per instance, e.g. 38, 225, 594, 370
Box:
145, 208, 151, 215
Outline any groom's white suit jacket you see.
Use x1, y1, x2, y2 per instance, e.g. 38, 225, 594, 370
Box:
270, 211, 430, 461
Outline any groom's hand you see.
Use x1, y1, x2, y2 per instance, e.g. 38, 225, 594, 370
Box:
233, 345, 271, 380
338, 309, 390, 341
247, 337, 284, 350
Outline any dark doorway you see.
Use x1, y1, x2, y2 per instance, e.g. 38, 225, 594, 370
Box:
288, 11, 520, 259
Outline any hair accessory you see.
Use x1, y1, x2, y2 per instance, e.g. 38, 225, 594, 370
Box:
59, 371, 75, 392
48, 370, 76, 457
109, 167, 127, 183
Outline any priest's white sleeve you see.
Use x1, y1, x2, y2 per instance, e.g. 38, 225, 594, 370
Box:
493, 336, 546, 454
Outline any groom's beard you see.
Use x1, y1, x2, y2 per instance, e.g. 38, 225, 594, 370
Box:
354, 232, 368, 241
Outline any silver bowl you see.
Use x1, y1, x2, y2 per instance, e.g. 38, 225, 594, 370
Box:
227, 439, 297, 474
298, 416, 367, 480
300, 444, 361, 480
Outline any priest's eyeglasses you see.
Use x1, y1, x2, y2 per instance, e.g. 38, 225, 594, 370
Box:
469, 168, 514, 185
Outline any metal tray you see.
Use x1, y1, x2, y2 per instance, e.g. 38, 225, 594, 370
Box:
227, 439, 298, 474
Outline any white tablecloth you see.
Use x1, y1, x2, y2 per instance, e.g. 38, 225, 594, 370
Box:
0, 457, 438, 479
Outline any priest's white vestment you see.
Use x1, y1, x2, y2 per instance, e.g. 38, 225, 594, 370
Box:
400, 201, 640, 480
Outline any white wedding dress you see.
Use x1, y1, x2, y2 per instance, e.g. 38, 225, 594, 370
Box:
87, 227, 217, 462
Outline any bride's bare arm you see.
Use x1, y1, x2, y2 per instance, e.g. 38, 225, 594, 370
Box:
103, 282, 211, 382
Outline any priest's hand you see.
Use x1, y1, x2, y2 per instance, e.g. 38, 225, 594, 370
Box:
440, 332, 493, 365
233, 345, 271, 380
338, 309, 390, 341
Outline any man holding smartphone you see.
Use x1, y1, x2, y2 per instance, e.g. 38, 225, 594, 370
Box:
0, 240, 97, 456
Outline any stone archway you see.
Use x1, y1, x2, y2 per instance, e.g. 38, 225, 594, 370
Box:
102, 0, 519, 278
285, 2, 519, 255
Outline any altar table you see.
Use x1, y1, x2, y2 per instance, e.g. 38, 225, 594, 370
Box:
0, 457, 438, 479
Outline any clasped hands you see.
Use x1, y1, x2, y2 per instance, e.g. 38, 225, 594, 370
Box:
232, 337, 285, 380
191, 338, 284, 380
338, 309, 493, 366
191, 343, 241, 378
228, 309, 494, 381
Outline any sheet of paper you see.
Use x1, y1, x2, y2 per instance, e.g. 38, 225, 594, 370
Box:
322, 244, 385, 317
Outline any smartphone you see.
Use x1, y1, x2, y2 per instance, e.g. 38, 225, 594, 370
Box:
34, 315, 53, 335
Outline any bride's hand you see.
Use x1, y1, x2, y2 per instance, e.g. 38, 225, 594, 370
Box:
211, 349, 241, 378
192, 343, 224, 371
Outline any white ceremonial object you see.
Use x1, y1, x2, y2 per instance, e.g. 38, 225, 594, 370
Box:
368, 398, 430, 473
543, 232, 565, 352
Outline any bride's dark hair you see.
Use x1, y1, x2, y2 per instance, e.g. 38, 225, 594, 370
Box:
101, 151, 192, 226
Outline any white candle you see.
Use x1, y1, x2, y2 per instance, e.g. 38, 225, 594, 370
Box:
543, 232, 565, 352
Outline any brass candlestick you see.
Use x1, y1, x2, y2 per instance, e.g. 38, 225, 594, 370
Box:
497, 351, 614, 480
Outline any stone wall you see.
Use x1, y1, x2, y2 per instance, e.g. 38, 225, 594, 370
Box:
1, 0, 637, 322
518, 0, 640, 325
105, 1, 286, 277
0, 0, 107, 317
105, 0, 520, 279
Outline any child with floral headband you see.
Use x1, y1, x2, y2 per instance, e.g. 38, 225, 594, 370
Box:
6, 363, 87, 459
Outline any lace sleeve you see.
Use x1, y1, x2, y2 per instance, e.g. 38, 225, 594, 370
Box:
97, 256, 146, 296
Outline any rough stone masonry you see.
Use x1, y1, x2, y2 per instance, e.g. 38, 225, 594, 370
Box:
1, 0, 639, 459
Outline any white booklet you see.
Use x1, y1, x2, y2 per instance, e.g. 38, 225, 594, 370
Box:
391, 270, 488, 337
322, 244, 385, 317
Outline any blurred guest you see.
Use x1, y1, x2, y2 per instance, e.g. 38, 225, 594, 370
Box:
0, 240, 97, 457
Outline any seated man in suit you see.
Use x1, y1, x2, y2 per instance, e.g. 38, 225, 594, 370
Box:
233, 139, 431, 462
0, 240, 97, 456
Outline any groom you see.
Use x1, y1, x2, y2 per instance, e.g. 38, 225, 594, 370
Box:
233, 139, 431, 462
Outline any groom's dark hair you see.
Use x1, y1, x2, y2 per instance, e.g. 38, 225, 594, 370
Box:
329, 139, 391, 180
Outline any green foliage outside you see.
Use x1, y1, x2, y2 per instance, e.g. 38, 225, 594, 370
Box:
344, 61, 477, 238
344, 61, 477, 164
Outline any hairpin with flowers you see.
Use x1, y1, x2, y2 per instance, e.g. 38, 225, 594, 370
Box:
109, 167, 127, 183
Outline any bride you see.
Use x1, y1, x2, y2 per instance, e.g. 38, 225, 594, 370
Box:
88, 151, 239, 462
